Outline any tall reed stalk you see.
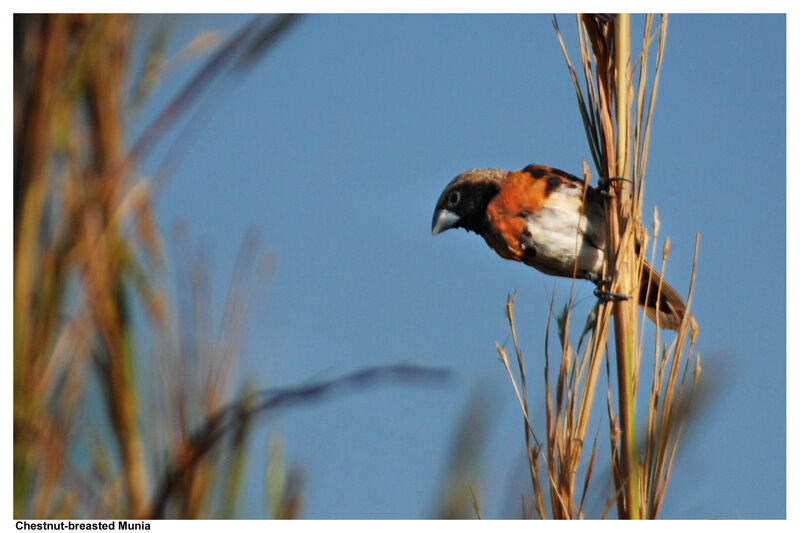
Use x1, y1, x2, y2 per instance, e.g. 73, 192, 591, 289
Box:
497, 14, 701, 519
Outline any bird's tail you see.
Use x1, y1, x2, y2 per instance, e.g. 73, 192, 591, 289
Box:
638, 262, 690, 331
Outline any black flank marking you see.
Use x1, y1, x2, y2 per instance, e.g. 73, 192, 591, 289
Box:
522, 242, 538, 261
545, 175, 563, 195
520, 229, 536, 259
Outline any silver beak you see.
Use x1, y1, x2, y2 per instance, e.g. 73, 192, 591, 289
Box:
431, 209, 460, 236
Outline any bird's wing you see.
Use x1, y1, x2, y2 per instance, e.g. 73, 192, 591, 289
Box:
523, 165, 606, 251
521, 164, 587, 190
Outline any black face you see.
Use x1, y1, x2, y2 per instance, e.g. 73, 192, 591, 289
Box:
443, 189, 462, 210
434, 180, 500, 233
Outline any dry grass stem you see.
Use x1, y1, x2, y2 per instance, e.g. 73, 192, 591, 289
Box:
494, 14, 700, 519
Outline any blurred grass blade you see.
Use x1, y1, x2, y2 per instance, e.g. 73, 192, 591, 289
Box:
127, 15, 265, 165
235, 14, 302, 70
435, 387, 492, 519
151, 363, 452, 518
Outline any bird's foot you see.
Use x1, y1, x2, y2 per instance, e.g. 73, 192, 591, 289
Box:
587, 273, 630, 302
593, 287, 630, 302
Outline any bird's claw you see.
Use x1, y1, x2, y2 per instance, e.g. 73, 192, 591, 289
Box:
593, 287, 630, 302
587, 273, 630, 302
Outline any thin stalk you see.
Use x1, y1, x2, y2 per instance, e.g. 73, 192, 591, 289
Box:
612, 13, 641, 519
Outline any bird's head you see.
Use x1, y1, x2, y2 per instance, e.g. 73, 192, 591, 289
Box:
431, 168, 507, 235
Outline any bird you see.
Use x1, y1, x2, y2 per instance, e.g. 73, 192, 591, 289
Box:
431, 164, 687, 330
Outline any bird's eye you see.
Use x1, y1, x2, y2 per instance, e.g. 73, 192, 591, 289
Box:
447, 191, 461, 206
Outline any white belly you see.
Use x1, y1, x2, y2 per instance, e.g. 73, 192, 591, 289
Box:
523, 199, 605, 278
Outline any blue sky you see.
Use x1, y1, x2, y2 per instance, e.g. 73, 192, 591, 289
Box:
129, 14, 785, 518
